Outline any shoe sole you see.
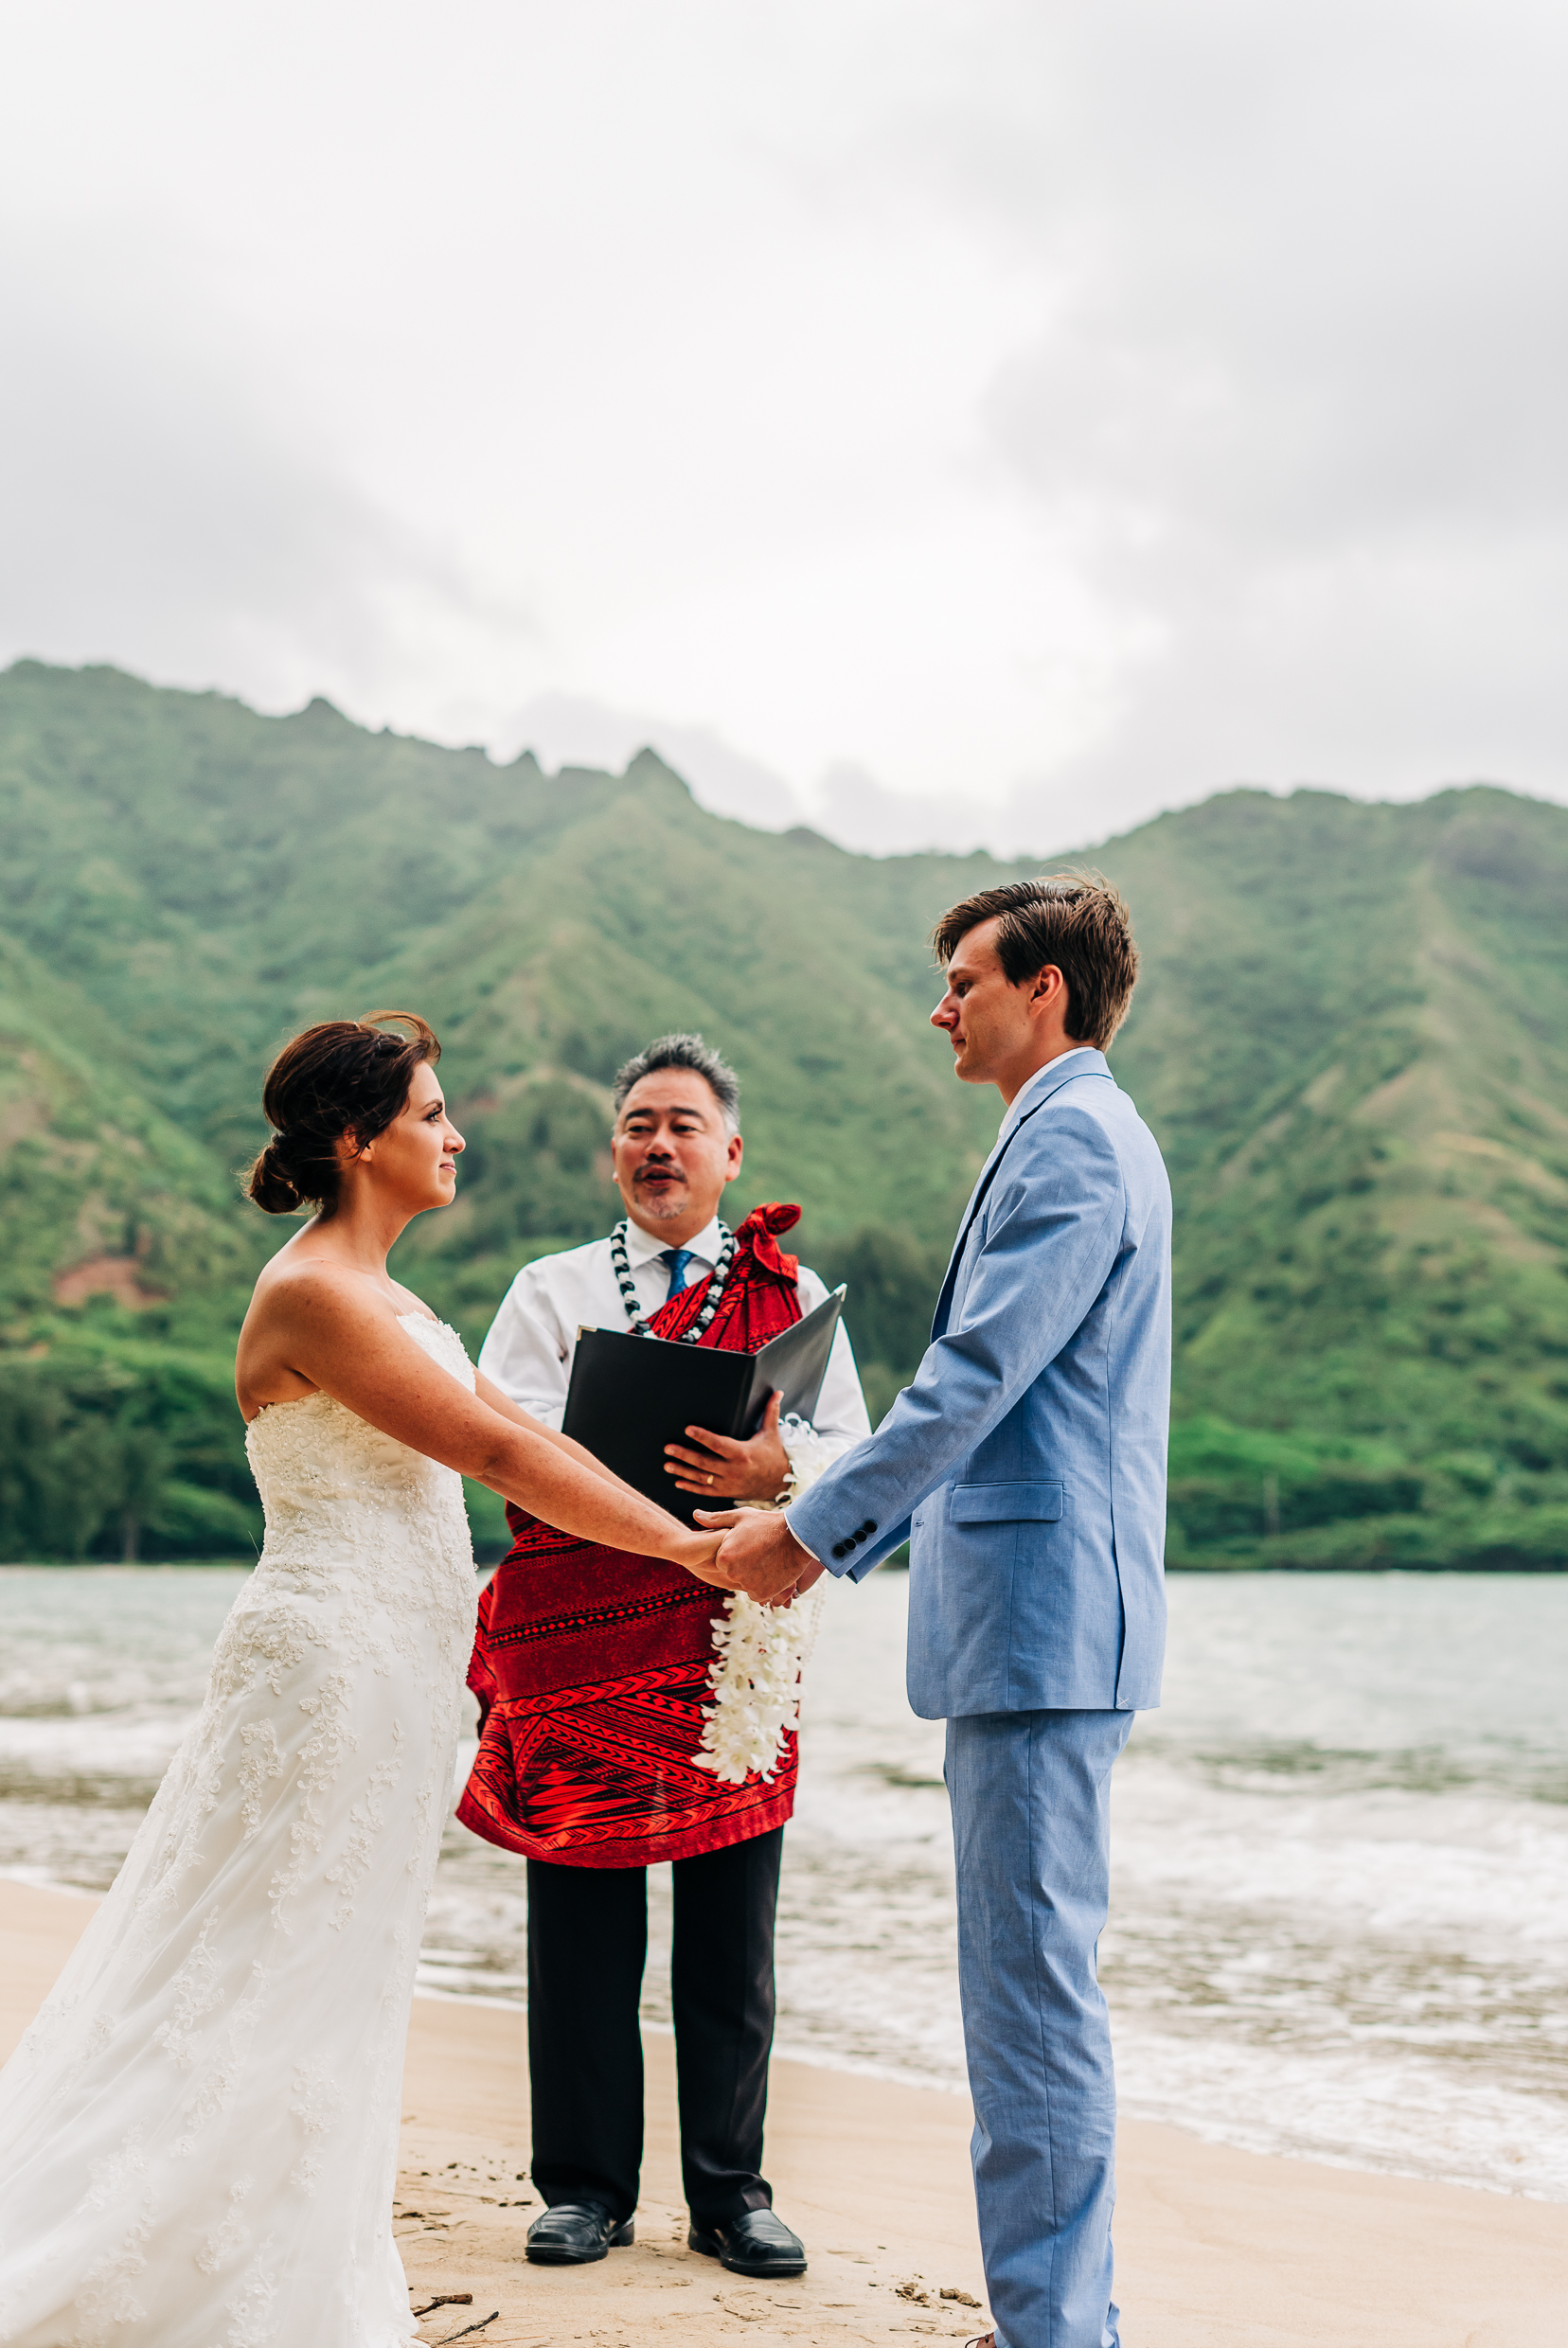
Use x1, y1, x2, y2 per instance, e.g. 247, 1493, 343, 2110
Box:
687, 2231, 807, 2278
526, 2221, 634, 2265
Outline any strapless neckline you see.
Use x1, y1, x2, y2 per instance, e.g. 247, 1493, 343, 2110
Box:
247, 1310, 459, 1424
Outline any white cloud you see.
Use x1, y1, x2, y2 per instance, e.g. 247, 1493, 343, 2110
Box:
0, 226, 536, 720
1, 0, 1564, 851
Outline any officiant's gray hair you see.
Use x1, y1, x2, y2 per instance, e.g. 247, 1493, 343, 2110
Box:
614, 1032, 741, 1133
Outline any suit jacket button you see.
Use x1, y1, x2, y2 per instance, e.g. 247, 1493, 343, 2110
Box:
831, 1541, 849, 1560
861, 1520, 877, 1537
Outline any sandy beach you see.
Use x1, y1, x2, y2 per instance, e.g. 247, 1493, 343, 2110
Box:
4, 1879, 1564, 2347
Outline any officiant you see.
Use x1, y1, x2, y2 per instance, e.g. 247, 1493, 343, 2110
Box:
457, 1032, 869, 2282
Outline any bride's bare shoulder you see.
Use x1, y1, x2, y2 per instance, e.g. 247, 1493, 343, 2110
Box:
237, 1254, 421, 1419
246, 1254, 401, 1338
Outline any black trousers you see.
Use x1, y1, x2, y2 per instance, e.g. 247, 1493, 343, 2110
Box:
526, 1826, 782, 2228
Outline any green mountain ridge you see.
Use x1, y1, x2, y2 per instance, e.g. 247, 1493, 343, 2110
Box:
1, 657, 1564, 1566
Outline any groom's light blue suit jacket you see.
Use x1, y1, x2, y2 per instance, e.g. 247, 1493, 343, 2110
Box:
788, 1050, 1172, 1717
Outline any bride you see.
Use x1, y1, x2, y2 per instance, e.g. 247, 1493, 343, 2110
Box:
0, 1013, 725, 2348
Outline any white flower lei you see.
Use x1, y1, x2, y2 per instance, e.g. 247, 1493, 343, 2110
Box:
692, 1414, 836, 1787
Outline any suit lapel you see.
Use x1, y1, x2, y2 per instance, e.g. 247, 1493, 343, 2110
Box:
931, 1131, 1009, 1337
930, 1052, 1112, 1338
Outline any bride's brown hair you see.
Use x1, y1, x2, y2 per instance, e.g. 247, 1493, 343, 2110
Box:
247, 1012, 441, 1217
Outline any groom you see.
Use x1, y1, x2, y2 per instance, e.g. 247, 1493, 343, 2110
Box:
701, 876, 1171, 2348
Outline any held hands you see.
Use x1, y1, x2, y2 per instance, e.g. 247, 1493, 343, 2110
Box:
689, 1505, 825, 1607
665, 1389, 791, 1501
662, 1392, 821, 1604
668, 1526, 731, 1579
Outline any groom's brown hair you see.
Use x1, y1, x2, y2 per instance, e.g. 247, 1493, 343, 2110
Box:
931, 873, 1139, 1051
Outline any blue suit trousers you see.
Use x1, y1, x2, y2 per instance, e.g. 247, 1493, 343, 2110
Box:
944, 1709, 1133, 2348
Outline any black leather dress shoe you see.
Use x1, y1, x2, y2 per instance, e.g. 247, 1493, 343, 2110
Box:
687, 2208, 807, 2277
525, 2202, 634, 2264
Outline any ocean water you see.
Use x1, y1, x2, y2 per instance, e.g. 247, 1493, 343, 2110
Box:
2, 1565, 1565, 2199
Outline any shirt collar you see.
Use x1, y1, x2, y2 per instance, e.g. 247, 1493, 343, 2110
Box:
622, 1212, 724, 1268
999, 1046, 1103, 1137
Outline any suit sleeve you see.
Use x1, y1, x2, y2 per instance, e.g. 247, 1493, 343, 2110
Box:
787, 1109, 1125, 1579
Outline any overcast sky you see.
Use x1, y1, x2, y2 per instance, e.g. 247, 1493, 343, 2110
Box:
3, 2, 1565, 854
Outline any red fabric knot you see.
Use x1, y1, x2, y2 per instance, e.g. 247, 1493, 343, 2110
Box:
732, 1201, 801, 1287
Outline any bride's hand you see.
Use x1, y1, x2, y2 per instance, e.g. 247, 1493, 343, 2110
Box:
668, 1527, 730, 1584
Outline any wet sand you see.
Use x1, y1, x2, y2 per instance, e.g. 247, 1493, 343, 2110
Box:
3, 1879, 1563, 2345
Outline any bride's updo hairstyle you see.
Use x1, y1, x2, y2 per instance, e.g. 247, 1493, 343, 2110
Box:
247, 1012, 440, 1217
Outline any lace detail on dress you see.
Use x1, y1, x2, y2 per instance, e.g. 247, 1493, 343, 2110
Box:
68, 2199, 154, 2347
0, 1313, 478, 2348
238, 1722, 285, 1839
222, 2238, 280, 2348
196, 2178, 253, 2274
153, 1924, 224, 2070
268, 1667, 360, 1929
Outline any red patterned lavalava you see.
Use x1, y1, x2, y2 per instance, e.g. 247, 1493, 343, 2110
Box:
456, 1204, 805, 1867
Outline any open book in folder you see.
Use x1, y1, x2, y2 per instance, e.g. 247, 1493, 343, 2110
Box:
561, 1284, 846, 1525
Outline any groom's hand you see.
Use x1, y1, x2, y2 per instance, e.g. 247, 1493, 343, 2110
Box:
692, 1507, 824, 1606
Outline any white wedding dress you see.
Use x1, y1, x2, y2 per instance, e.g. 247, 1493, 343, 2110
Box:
0, 1316, 478, 2348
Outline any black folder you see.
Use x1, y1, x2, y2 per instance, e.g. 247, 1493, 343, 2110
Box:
561, 1285, 846, 1525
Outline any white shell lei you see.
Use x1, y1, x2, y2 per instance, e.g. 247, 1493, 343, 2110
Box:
692, 1414, 835, 1787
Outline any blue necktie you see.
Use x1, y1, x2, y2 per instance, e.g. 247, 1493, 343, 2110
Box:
659, 1247, 695, 1300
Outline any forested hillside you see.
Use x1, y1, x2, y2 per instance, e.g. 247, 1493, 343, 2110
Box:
2, 658, 1564, 1567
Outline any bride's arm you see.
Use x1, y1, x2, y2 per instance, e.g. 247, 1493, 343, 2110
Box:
260, 1274, 720, 1574
472, 1369, 648, 1495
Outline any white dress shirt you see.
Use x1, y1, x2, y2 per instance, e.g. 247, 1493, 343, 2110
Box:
478, 1215, 873, 1468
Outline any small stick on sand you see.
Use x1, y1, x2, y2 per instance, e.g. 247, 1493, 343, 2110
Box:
436, 2314, 499, 2344
413, 2295, 472, 2318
